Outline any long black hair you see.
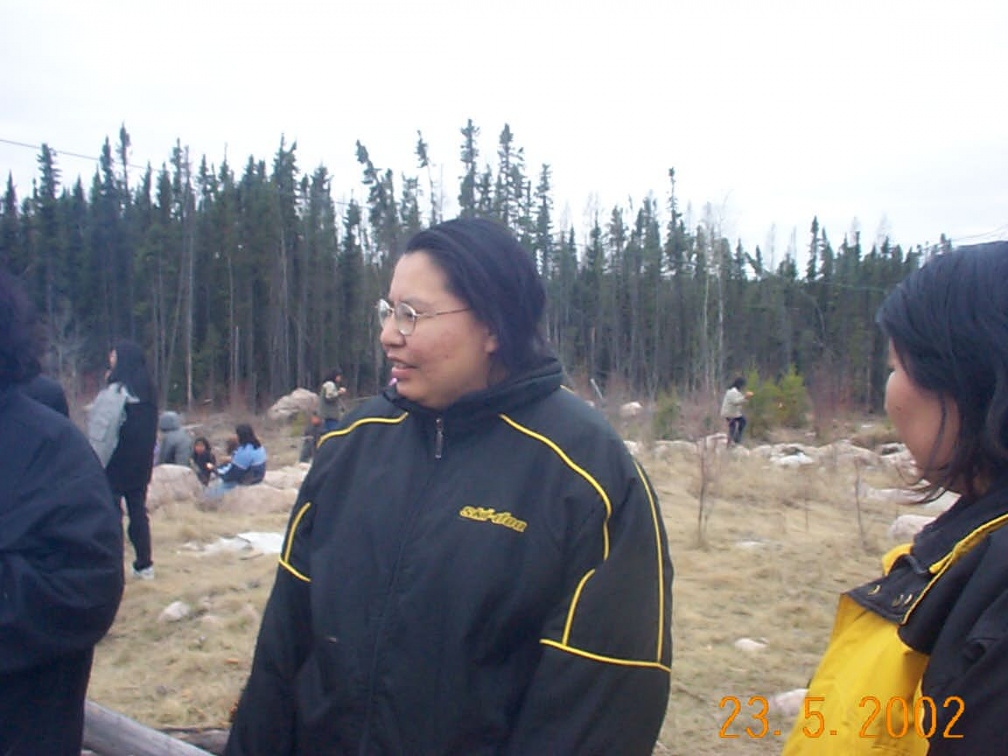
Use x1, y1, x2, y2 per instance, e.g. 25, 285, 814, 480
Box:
403, 218, 552, 375
877, 241, 1008, 496
235, 423, 262, 449
108, 339, 156, 405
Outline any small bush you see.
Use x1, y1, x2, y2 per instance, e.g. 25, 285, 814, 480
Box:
776, 365, 810, 428
739, 366, 810, 441
651, 389, 681, 440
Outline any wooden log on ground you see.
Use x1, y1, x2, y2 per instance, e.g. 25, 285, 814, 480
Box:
83, 700, 215, 756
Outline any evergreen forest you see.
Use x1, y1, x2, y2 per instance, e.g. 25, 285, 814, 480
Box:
0, 121, 951, 416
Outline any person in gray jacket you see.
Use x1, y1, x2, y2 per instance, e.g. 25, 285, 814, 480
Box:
156, 411, 193, 466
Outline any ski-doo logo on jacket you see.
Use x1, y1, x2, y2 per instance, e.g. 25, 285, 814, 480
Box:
459, 506, 528, 533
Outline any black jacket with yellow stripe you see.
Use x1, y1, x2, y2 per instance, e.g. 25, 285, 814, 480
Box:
891, 473, 1008, 754
783, 473, 1008, 755
226, 358, 673, 755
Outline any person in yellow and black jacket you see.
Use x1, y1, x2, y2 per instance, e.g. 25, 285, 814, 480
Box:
225, 218, 673, 755
782, 241, 1008, 756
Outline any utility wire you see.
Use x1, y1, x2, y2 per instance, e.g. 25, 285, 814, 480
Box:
0, 136, 149, 172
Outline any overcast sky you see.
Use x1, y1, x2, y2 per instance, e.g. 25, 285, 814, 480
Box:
2, 0, 1006, 259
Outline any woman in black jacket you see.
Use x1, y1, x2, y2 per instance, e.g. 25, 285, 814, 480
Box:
227, 219, 674, 755
103, 339, 158, 579
0, 272, 123, 755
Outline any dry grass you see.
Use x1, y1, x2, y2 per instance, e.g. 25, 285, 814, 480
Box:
653, 449, 909, 755
88, 429, 915, 754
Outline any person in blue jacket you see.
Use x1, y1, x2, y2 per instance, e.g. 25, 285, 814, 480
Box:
209, 423, 267, 495
0, 271, 124, 756
226, 218, 673, 755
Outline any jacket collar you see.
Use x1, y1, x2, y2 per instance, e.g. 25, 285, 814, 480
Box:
910, 472, 1008, 568
383, 356, 564, 433
847, 472, 1008, 626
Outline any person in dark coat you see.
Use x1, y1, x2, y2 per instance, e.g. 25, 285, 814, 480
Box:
226, 219, 673, 755
21, 372, 69, 416
191, 436, 217, 486
91, 339, 159, 579
0, 271, 124, 756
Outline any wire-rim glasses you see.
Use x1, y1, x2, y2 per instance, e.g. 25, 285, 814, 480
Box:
376, 299, 471, 336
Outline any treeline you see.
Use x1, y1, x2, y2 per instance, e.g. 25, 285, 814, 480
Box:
0, 121, 951, 413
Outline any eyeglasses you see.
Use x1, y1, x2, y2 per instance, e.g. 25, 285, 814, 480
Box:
376, 298, 471, 336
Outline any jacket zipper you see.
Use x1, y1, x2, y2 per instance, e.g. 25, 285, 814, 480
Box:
360, 425, 442, 751
434, 417, 445, 459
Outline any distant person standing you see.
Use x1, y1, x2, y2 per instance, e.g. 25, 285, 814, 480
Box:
0, 271, 124, 756
299, 412, 324, 463
87, 340, 159, 580
317, 367, 347, 432
721, 376, 753, 446
155, 410, 193, 466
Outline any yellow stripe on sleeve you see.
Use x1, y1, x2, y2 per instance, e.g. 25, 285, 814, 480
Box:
540, 639, 672, 674
279, 500, 312, 583
634, 459, 667, 664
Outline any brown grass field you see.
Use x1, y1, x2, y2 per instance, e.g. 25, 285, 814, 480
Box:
87, 417, 915, 755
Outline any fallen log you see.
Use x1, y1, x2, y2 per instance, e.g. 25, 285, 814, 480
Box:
83, 700, 215, 756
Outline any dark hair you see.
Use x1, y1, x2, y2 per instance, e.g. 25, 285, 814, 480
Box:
108, 339, 156, 405
403, 218, 550, 374
193, 436, 212, 451
877, 241, 1008, 496
0, 271, 41, 389
731, 377, 746, 390
235, 423, 261, 449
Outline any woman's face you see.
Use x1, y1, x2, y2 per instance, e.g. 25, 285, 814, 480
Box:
380, 251, 498, 411
885, 341, 960, 479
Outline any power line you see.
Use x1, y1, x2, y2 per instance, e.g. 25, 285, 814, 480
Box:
0, 136, 149, 172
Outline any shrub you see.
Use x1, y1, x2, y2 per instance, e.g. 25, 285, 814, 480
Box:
651, 389, 681, 440
776, 365, 810, 428
738, 366, 810, 441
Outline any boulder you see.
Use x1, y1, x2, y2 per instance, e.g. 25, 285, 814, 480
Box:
206, 484, 297, 514
267, 388, 318, 422
768, 688, 809, 718
920, 489, 958, 514
772, 451, 816, 468
652, 440, 699, 460
619, 401, 644, 419
733, 637, 767, 653
834, 439, 882, 466
888, 514, 936, 543
699, 433, 728, 452
147, 464, 203, 511
865, 487, 917, 505
158, 601, 191, 624
880, 448, 918, 478
263, 463, 309, 492
876, 442, 906, 456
